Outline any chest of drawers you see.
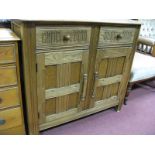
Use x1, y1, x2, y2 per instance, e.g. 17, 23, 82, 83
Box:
0, 28, 25, 135
11, 20, 141, 134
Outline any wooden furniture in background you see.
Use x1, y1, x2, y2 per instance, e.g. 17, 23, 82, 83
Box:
125, 20, 155, 104
0, 28, 25, 135
11, 20, 141, 134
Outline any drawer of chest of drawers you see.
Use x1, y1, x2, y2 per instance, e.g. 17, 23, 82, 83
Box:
36, 27, 91, 50
0, 107, 22, 131
98, 27, 137, 47
0, 65, 17, 88
0, 87, 20, 109
0, 44, 16, 64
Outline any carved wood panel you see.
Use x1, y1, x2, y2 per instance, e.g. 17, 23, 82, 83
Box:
36, 27, 91, 49
98, 27, 136, 47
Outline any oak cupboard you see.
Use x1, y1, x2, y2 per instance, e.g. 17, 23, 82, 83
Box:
11, 20, 141, 134
0, 28, 25, 135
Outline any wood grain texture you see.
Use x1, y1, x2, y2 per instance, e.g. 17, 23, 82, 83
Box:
0, 65, 17, 87
45, 84, 80, 99
45, 50, 83, 65
11, 20, 140, 134
98, 75, 122, 87
117, 28, 140, 111
40, 96, 119, 130
0, 107, 22, 131
0, 125, 25, 135
36, 27, 91, 49
98, 26, 136, 47
0, 44, 16, 64
37, 53, 46, 124
19, 23, 39, 134
0, 87, 20, 109
0, 28, 20, 42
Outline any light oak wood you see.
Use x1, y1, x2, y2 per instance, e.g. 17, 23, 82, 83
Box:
0, 28, 20, 42
0, 87, 20, 109
11, 20, 140, 134
98, 27, 136, 47
40, 96, 119, 130
0, 44, 16, 64
0, 125, 25, 135
44, 50, 84, 65
36, 27, 91, 49
45, 84, 80, 99
0, 107, 22, 131
98, 75, 122, 87
0, 28, 25, 135
0, 65, 17, 87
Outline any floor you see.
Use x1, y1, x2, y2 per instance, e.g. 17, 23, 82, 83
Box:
41, 82, 155, 135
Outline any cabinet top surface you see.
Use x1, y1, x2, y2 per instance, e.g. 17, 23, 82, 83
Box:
13, 19, 141, 26
0, 28, 20, 42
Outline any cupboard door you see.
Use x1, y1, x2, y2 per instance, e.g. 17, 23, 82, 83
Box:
37, 49, 89, 125
91, 47, 132, 108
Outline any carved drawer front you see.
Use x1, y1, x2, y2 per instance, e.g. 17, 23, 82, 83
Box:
0, 107, 22, 131
36, 27, 91, 50
0, 87, 20, 109
0, 44, 16, 64
0, 66, 17, 87
98, 27, 136, 47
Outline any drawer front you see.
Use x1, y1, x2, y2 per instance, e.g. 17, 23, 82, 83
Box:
98, 27, 136, 47
0, 107, 22, 131
36, 27, 91, 49
0, 66, 17, 87
0, 87, 20, 109
0, 44, 16, 64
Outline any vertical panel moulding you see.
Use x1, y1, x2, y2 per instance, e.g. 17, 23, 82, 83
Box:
97, 58, 108, 101
102, 58, 110, 99
109, 58, 117, 97
37, 53, 46, 124
56, 63, 71, 113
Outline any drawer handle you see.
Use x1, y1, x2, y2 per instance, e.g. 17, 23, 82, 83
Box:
0, 119, 6, 125
116, 34, 122, 40
92, 72, 99, 98
0, 98, 2, 104
63, 35, 71, 41
81, 74, 88, 101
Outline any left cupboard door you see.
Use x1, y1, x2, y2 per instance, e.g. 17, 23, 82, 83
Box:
36, 49, 89, 130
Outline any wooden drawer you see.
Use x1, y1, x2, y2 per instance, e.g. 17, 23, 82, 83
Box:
0, 65, 17, 87
0, 87, 20, 109
98, 27, 137, 47
0, 107, 22, 131
0, 44, 16, 64
36, 27, 91, 50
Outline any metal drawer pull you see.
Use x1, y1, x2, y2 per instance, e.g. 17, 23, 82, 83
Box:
116, 34, 122, 40
81, 74, 88, 101
0, 119, 6, 125
63, 35, 71, 41
92, 72, 99, 98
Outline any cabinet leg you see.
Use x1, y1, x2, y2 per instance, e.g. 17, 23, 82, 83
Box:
124, 83, 134, 105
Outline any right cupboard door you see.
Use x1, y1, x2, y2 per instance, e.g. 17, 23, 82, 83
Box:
91, 47, 133, 109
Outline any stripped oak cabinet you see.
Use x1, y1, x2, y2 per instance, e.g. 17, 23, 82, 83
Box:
11, 20, 141, 134
0, 28, 25, 134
